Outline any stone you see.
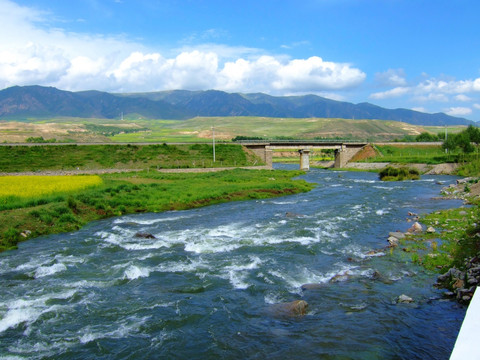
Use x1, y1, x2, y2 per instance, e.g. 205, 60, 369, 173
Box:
452, 278, 464, 289
408, 212, 418, 217
388, 236, 399, 246
426, 226, 436, 233
134, 232, 156, 239
407, 222, 423, 233
301, 283, 324, 291
269, 300, 308, 316
389, 231, 405, 239
397, 294, 414, 303
285, 212, 302, 218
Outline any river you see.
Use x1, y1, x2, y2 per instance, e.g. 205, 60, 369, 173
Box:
0, 166, 467, 359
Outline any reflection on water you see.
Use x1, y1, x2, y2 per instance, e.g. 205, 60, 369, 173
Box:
0, 166, 466, 359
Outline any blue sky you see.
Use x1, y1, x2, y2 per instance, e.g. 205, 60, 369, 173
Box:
1, 0, 480, 121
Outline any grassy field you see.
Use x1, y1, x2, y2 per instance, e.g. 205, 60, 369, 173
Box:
365, 144, 460, 164
0, 169, 314, 251
0, 143, 260, 172
1, 116, 462, 143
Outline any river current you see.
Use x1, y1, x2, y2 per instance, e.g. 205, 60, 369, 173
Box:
0, 166, 467, 359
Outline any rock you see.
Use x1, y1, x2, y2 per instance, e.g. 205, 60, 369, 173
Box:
452, 279, 465, 289
388, 236, 399, 246
20, 230, 32, 238
408, 212, 418, 217
426, 226, 436, 233
285, 212, 302, 218
389, 231, 405, 239
269, 300, 309, 316
397, 294, 414, 303
301, 283, 324, 291
459, 210, 467, 216
407, 222, 423, 233
134, 232, 156, 239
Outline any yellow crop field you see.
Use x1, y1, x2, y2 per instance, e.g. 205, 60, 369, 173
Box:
0, 175, 103, 198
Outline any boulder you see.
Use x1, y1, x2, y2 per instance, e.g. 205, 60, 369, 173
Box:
285, 212, 303, 218
389, 232, 405, 239
269, 300, 309, 316
134, 232, 156, 239
301, 283, 324, 291
397, 294, 414, 303
407, 222, 423, 233
388, 236, 399, 246
426, 226, 436, 233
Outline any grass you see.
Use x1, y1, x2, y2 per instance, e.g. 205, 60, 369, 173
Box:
364, 144, 459, 164
0, 143, 260, 172
395, 205, 480, 272
378, 166, 420, 181
0, 169, 315, 252
1, 117, 444, 143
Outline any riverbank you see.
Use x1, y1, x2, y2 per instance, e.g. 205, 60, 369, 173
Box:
382, 175, 480, 304
0, 168, 314, 252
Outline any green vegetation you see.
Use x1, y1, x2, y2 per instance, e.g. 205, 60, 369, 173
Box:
396, 204, 480, 273
26, 136, 57, 143
378, 166, 420, 181
0, 169, 315, 251
84, 124, 149, 137
366, 144, 454, 164
0, 143, 260, 172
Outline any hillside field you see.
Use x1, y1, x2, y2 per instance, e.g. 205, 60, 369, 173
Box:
0, 116, 466, 143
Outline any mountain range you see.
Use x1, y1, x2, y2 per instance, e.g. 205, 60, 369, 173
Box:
0, 85, 473, 126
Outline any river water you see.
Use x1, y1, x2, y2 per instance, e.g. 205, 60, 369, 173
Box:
0, 166, 467, 359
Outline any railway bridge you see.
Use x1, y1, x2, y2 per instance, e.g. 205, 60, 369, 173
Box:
239, 140, 368, 170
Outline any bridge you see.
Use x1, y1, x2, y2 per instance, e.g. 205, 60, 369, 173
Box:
239, 140, 368, 170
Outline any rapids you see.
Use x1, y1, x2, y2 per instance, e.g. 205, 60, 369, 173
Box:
0, 166, 467, 359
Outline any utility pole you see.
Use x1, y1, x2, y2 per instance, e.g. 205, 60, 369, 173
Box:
212, 126, 216, 162
445, 125, 448, 154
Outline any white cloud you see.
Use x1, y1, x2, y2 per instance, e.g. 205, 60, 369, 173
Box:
370, 87, 409, 99
374, 69, 407, 87
455, 94, 472, 102
474, 104, 480, 110
412, 107, 427, 113
369, 76, 480, 105
444, 107, 472, 116
0, 0, 366, 94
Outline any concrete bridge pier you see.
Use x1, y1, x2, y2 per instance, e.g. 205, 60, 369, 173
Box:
299, 149, 310, 171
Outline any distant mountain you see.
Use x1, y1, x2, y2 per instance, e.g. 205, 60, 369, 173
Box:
0, 85, 473, 126
0, 85, 191, 120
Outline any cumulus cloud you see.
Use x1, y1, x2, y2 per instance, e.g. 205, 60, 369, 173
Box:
444, 107, 472, 116
370, 87, 409, 100
370, 77, 480, 105
0, 0, 365, 94
374, 69, 407, 87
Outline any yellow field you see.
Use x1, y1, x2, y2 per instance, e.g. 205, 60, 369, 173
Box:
0, 176, 103, 198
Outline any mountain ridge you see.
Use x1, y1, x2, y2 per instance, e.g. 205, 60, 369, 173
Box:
0, 85, 473, 126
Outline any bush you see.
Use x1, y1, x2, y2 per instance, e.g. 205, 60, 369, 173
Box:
379, 166, 420, 181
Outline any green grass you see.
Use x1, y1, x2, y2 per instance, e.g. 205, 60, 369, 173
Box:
396, 205, 480, 272
364, 144, 459, 164
0, 169, 315, 251
0, 143, 260, 172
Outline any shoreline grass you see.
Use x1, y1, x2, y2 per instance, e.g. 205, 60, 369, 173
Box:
0, 169, 315, 252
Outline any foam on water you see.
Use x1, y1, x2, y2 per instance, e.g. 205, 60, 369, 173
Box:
0, 290, 76, 333
124, 265, 151, 280
79, 315, 149, 344
113, 213, 192, 225
34, 263, 67, 278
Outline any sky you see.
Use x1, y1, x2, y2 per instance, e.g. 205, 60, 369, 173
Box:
1, 0, 480, 121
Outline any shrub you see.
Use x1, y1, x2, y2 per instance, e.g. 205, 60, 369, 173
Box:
379, 166, 420, 181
